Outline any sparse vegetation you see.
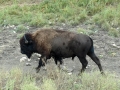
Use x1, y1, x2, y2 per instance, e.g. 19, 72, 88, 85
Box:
0, 0, 120, 90
77, 28, 94, 35
0, 0, 120, 36
0, 68, 120, 90
15, 25, 29, 33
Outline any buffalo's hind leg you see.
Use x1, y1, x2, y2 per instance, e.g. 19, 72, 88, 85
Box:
88, 53, 104, 74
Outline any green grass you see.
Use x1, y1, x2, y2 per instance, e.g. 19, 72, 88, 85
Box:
0, 68, 120, 90
0, 68, 39, 90
0, 0, 120, 36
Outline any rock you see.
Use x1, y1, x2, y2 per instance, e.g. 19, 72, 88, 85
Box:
111, 43, 120, 49
38, 57, 40, 60
62, 23, 65, 26
42, 67, 47, 71
73, 66, 75, 68
49, 21, 52, 25
26, 26, 29, 29
67, 68, 74, 72
28, 59, 31, 61
68, 72, 72, 75
20, 57, 27, 62
61, 66, 67, 71
61, 66, 74, 73
13, 31, 16, 34
26, 63, 31, 66
35, 53, 41, 57
86, 65, 91, 69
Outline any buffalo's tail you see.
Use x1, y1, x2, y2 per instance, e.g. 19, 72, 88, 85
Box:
87, 37, 94, 55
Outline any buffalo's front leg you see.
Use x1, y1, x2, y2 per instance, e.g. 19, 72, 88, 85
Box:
36, 56, 46, 73
54, 57, 63, 71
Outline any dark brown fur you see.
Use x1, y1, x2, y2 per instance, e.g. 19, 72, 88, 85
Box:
19, 29, 104, 74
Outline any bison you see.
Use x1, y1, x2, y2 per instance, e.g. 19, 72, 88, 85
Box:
19, 29, 104, 74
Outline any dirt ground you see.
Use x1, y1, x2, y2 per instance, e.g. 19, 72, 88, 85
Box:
0, 25, 120, 77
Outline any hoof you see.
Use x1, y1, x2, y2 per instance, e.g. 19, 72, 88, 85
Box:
78, 70, 84, 76
78, 72, 82, 76
101, 71, 105, 76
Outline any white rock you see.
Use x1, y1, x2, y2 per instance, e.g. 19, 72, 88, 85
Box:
67, 68, 74, 72
86, 65, 91, 69
35, 53, 41, 57
117, 27, 119, 30
62, 66, 67, 70
62, 23, 65, 26
26, 63, 31, 66
49, 21, 52, 25
6, 26, 9, 28
73, 66, 75, 68
112, 43, 117, 47
20, 57, 27, 62
42, 66, 47, 71
14, 27, 17, 29
74, 82, 77, 84
38, 57, 40, 60
112, 43, 120, 49
28, 59, 31, 61
13, 31, 16, 34
10, 25, 15, 28
26, 26, 29, 29
68, 72, 72, 75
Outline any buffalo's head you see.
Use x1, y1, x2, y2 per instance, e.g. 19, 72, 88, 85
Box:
19, 33, 34, 58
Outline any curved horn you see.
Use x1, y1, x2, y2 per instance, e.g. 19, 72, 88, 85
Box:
24, 34, 28, 44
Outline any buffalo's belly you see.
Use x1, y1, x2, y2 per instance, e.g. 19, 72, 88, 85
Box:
51, 46, 74, 58
51, 36, 74, 58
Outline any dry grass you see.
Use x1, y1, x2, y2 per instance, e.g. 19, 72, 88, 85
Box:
0, 67, 119, 90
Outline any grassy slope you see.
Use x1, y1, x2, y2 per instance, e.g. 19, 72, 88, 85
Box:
0, 68, 120, 90
0, 0, 120, 36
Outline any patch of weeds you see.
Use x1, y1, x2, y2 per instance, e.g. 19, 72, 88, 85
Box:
0, 0, 40, 6
58, 15, 66, 23
79, 71, 120, 90
0, 0, 120, 36
92, 5, 120, 35
5, 78, 15, 90
29, 14, 47, 27
99, 54, 104, 59
15, 25, 28, 33
40, 78, 57, 90
0, 28, 3, 32
107, 50, 117, 57
78, 9, 88, 22
21, 75, 39, 90
0, 68, 120, 90
108, 28, 120, 37
69, 19, 80, 26
0, 68, 39, 90
17, 33, 24, 39
42, 69, 120, 90
77, 28, 94, 35
101, 21, 111, 31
